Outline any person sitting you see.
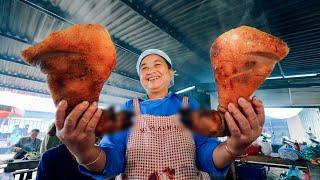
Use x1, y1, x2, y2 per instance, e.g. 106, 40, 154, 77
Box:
12, 129, 42, 159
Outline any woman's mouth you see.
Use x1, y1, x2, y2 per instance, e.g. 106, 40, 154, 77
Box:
147, 76, 160, 82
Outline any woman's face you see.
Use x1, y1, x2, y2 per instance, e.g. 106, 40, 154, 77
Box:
139, 54, 173, 94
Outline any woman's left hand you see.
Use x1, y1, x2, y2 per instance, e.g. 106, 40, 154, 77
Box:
224, 96, 265, 156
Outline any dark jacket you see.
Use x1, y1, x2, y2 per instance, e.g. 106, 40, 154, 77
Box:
37, 144, 93, 180
14, 137, 42, 152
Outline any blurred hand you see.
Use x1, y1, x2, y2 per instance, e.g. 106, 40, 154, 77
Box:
224, 96, 265, 155
14, 147, 22, 152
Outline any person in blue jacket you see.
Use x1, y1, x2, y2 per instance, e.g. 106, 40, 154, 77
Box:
54, 49, 265, 179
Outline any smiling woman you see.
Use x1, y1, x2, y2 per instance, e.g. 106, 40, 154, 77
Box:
47, 46, 265, 180
1, 0, 319, 179
138, 53, 174, 99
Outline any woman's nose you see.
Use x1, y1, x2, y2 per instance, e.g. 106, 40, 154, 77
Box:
146, 67, 156, 75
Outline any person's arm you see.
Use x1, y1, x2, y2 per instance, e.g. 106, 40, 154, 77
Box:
78, 130, 128, 179
195, 96, 265, 173
55, 101, 106, 171
11, 138, 22, 152
14, 138, 22, 147
212, 97, 265, 168
194, 135, 229, 177
55, 100, 127, 179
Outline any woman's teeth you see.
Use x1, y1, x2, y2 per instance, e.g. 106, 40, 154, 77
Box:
148, 76, 160, 81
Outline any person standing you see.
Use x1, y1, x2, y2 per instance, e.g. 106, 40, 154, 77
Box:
55, 49, 265, 179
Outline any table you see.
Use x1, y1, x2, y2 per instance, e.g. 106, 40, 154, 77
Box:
0, 159, 39, 180
235, 155, 308, 170
3, 159, 39, 172
232, 155, 320, 180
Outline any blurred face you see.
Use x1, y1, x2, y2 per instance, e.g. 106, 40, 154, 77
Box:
139, 55, 173, 94
30, 131, 39, 139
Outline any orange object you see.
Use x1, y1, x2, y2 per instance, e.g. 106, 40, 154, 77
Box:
184, 26, 289, 137
21, 24, 127, 136
211, 26, 289, 112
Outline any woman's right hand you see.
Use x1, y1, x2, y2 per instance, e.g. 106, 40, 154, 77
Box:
55, 100, 102, 161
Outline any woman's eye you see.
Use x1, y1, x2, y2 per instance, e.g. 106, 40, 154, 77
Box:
155, 64, 161, 66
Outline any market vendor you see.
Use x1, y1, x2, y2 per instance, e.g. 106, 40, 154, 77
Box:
55, 49, 265, 179
12, 129, 42, 159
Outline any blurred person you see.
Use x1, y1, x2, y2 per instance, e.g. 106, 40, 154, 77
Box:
8, 124, 21, 146
12, 129, 42, 159
40, 122, 62, 154
21, 124, 30, 136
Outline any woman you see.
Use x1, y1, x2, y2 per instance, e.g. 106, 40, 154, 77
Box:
55, 49, 265, 179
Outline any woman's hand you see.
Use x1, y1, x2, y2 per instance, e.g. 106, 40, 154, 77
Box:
55, 100, 102, 162
224, 96, 265, 155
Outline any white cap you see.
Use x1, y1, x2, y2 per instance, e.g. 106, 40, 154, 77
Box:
136, 49, 175, 87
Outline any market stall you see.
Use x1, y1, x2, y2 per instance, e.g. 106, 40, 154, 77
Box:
0, 0, 319, 179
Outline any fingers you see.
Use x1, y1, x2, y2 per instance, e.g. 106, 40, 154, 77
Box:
76, 102, 98, 131
228, 103, 251, 134
86, 108, 102, 133
225, 112, 241, 137
64, 101, 89, 131
238, 97, 259, 129
252, 96, 265, 127
55, 100, 68, 131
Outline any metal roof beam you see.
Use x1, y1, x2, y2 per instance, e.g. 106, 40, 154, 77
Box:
0, 54, 27, 65
0, 83, 49, 95
0, 29, 141, 84
200, 82, 320, 92
0, 70, 45, 83
120, 0, 209, 60
277, 62, 286, 79
0, 70, 142, 99
0, 83, 127, 106
18, 0, 142, 56
0, 51, 141, 86
0, 54, 144, 94
0, 30, 144, 88
261, 83, 320, 89
0, 30, 35, 44
197, 74, 320, 92
0, 76, 129, 106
